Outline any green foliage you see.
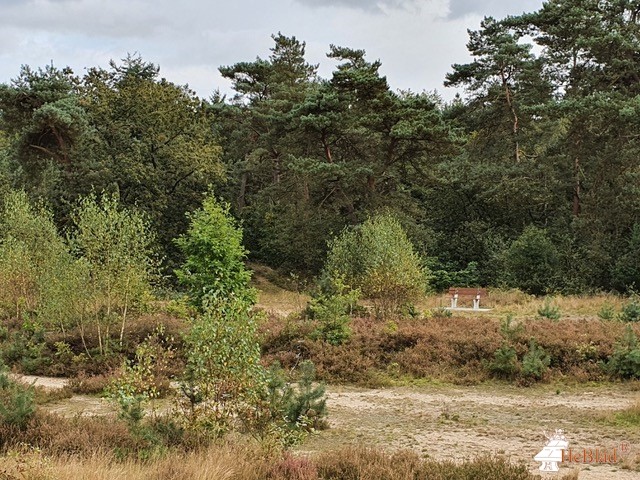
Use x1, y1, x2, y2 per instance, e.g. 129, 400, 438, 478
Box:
618, 296, 640, 323
177, 295, 263, 437
611, 224, 640, 292
429, 261, 480, 292
70, 192, 156, 351
537, 298, 561, 321
175, 195, 254, 310
606, 325, 640, 379
217, 35, 456, 274
324, 214, 427, 318
430, 307, 452, 318
488, 344, 519, 379
0, 360, 35, 430
109, 326, 175, 427
248, 360, 327, 449
503, 227, 560, 295
309, 276, 359, 346
287, 361, 326, 430
598, 302, 616, 321
487, 316, 522, 379
499, 315, 523, 343
0, 190, 69, 322
521, 339, 550, 381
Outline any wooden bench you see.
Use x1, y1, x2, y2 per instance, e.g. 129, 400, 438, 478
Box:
448, 287, 488, 310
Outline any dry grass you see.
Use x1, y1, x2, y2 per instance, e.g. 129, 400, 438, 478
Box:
0, 446, 238, 480
0, 443, 554, 480
252, 264, 310, 317
250, 268, 627, 323
599, 400, 640, 428
420, 289, 626, 320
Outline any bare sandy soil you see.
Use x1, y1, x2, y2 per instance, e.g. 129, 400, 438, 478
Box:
14, 374, 640, 479
306, 383, 640, 480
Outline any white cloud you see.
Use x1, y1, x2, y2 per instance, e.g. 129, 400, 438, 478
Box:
0, 0, 545, 100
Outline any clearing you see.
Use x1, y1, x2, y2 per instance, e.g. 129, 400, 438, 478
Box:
18, 374, 640, 479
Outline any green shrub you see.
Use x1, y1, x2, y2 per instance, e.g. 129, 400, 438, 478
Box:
285, 360, 327, 431
431, 307, 452, 318
487, 343, 519, 379
598, 302, 616, 321
0, 361, 35, 430
618, 296, 640, 322
503, 226, 560, 295
606, 325, 640, 379
177, 295, 263, 437
521, 339, 550, 381
174, 195, 255, 311
324, 213, 427, 318
245, 360, 327, 449
499, 315, 523, 343
537, 297, 561, 320
309, 276, 359, 346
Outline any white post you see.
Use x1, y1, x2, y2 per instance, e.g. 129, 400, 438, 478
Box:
473, 294, 480, 310
451, 293, 458, 309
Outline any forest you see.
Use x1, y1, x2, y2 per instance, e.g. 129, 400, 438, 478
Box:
1, 1, 640, 295
1, 1, 640, 479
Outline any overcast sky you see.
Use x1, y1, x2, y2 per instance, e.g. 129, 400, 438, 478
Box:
0, 0, 544, 101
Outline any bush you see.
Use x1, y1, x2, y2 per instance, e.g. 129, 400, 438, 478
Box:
521, 339, 550, 381
324, 213, 427, 319
247, 360, 327, 449
0, 361, 35, 431
537, 297, 561, 320
174, 195, 254, 310
487, 344, 519, 379
598, 302, 616, 320
606, 325, 640, 379
308, 276, 359, 346
618, 296, 640, 322
503, 226, 560, 295
176, 295, 263, 437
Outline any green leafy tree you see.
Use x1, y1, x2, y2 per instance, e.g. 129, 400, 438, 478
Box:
70, 192, 156, 352
0, 65, 86, 205
0, 191, 72, 325
76, 56, 223, 269
178, 296, 263, 437
215, 35, 457, 274
174, 195, 255, 310
324, 213, 427, 317
502, 226, 560, 295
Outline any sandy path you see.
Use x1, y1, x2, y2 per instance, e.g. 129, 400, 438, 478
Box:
305, 384, 640, 480
11, 374, 69, 389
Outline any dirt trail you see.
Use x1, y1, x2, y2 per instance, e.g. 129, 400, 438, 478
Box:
13, 374, 640, 478
11, 374, 68, 390
306, 384, 640, 480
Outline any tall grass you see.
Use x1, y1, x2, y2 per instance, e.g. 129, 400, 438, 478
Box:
0, 444, 573, 480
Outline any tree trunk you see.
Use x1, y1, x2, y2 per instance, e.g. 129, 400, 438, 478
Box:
237, 171, 247, 211
573, 155, 581, 216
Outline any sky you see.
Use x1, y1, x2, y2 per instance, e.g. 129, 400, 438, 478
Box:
0, 0, 544, 101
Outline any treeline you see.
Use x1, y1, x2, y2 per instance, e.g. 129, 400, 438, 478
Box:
2, 0, 640, 294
